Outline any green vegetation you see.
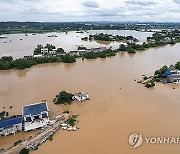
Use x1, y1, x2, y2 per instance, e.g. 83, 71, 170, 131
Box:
53, 91, 74, 105
61, 55, 76, 63
83, 49, 117, 59
33, 44, 55, 55
14, 140, 23, 146
145, 80, 155, 88
63, 110, 70, 114
44, 44, 56, 51
154, 65, 168, 78
175, 62, 180, 70
57, 48, 65, 53
86, 33, 138, 42
33, 44, 43, 55
47, 135, 53, 141
0, 22, 180, 35
66, 115, 78, 127
81, 37, 88, 40
0, 54, 75, 70
78, 46, 86, 50
19, 148, 29, 154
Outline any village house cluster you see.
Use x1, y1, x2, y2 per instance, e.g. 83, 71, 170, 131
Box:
0, 101, 49, 137
69, 47, 107, 56
33, 48, 66, 58
162, 66, 180, 84
25, 46, 107, 59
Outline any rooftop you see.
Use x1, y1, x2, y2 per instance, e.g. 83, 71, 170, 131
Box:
22, 101, 49, 116
0, 116, 22, 128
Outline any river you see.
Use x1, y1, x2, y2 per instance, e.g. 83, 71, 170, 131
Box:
0, 31, 180, 154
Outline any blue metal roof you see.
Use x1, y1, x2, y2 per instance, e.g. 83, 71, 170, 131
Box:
164, 71, 171, 75
23, 102, 48, 116
0, 117, 22, 128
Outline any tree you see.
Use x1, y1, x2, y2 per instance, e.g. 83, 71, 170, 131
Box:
53, 91, 74, 104
127, 47, 136, 53
61, 55, 76, 63
19, 148, 29, 154
119, 44, 126, 51
44, 43, 56, 51
78, 46, 86, 50
33, 44, 43, 55
57, 48, 64, 53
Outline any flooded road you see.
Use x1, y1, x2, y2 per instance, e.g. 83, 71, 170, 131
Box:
0, 40, 180, 153
0, 30, 152, 59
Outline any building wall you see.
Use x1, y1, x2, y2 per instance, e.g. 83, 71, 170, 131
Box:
0, 123, 22, 136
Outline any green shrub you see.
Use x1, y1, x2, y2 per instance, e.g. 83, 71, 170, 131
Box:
19, 148, 29, 154
54, 91, 73, 105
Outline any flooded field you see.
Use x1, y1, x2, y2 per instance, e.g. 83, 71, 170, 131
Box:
0, 30, 152, 59
0, 31, 180, 154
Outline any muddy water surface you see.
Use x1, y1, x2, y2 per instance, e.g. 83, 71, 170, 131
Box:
0, 43, 180, 154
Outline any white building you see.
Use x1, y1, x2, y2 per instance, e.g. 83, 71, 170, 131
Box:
72, 92, 89, 102
0, 116, 22, 137
22, 101, 49, 131
49, 49, 57, 54
33, 54, 44, 58
41, 48, 49, 54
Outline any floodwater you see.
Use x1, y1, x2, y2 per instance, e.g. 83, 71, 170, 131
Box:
0, 32, 180, 154
0, 30, 152, 59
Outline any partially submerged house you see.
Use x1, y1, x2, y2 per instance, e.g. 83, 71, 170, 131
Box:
90, 47, 107, 53
162, 66, 180, 84
69, 47, 107, 56
0, 116, 22, 136
69, 51, 80, 56
41, 48, 66, 57
72, 92, 89, 102
22, 101, 49, 131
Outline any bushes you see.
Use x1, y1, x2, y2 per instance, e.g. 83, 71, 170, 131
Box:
66, 115, 78, 126
127, 47, 136, 53
145, 80, 155, 88
154, 65, 168, 77
61, 55, 76, 63
0, 54, 76, 70
19, 148, 29, 154
53, 91, 74, 105
83, 52, 98, 59
14, 140, 23, 146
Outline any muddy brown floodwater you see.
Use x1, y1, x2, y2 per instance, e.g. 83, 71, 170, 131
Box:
1, 43, 180, 154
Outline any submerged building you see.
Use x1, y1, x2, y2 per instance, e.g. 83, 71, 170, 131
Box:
22, 101, 49, 131
0, 116, 22, 136
162, 66, 180, 84
72, 92, 89, 102
0, 101, 50, 137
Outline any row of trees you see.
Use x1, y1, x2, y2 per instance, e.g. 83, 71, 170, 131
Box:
119, 40, 170, 54
0, 55, 76, 70
83, 49, 118, 59
84, 33, 138, 42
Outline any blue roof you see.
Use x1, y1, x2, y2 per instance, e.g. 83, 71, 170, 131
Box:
0, 117, 22, 128
164, 71, 171, 75
23, 102, 48, 116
